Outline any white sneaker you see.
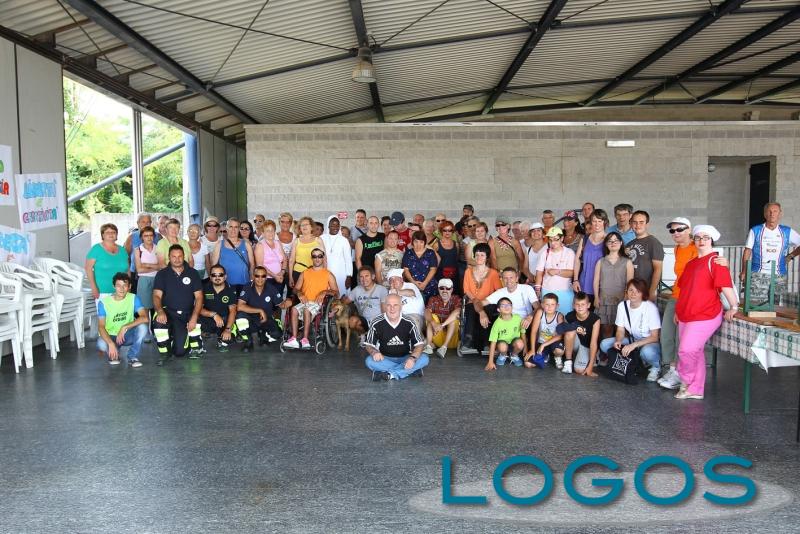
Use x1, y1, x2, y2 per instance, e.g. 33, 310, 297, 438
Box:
555, 356, 563, 369
284, 337, 300, 349
658, 368, 681, 390
437, 346, 447, 359
108, 359, 121, 366
423, 344, 434, 355
300, 338, 311, 349
562, 360, 573, 374
646, 368, 660, 382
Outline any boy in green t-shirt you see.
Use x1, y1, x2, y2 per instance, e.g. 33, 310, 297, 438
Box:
485, 297, 526, 371
97, 272, 150, 367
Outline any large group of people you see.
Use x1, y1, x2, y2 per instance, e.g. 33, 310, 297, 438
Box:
85, 201, 800, 401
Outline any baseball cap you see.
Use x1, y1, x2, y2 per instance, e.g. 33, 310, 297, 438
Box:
438, 278, 453, 288
563, 210, 579, 221
666, 217, 691, 229
546, 226, 563, 238
390, 211, 405, 226
495, 215, 510, 225
387, 268, 404, 280
530, 222, 544, 230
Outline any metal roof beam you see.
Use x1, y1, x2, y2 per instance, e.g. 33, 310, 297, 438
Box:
747, 78, 800, 104
348, 0, 384, 122
62, 0, 257, 124
583, 0, 747, 107
481, 0, 568, 115
634, 6, 800, 105
695, 50, 800, 103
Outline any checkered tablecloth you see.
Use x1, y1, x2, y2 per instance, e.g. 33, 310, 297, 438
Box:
657, 295, 800, 367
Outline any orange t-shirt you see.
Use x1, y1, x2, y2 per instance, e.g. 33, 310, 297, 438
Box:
300, 268, 331, 300
671, 242, 698, 299
463, 267, 502, 301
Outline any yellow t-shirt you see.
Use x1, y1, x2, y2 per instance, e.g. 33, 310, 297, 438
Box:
672, 242, 698, 299
294, 238, 321, 273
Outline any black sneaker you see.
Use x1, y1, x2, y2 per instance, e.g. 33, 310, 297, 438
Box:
217, 340, 229, 353
242, 343, 253, 353
411, 369, 424, 378
372, 371, 391, 381
258, 333, 269, 346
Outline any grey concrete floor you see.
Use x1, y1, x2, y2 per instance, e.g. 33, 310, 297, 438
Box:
0, 340, 798, 533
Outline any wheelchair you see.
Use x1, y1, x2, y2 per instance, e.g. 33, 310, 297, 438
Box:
279, 294, 337, 355
456, 296, 492, 357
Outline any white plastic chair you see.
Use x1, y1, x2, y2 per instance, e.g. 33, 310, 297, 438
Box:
66, 261, 98, 339
0, 263, 62, 366
33, 258, 87, 348
0, 272, 24, 372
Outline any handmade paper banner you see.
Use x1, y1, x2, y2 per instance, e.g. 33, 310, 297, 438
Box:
0, 223, 36, 266
0, 145, 15, 206
15, 172, 67, 231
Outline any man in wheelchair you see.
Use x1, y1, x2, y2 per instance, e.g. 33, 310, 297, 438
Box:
284, 249, 339, 349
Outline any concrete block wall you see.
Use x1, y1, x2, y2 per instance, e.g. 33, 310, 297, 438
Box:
245, 123, 800, 244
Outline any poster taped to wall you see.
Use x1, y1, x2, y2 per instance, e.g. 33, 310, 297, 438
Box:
0, 224, 36, 266
0, 145, 15, 206
15, 173, 67, 231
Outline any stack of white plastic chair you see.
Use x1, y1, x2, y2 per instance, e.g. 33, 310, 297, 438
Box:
33, 258, 87, 349
0, 262, 62, 366
0, 272, 24, 372
66, 261, 98, 339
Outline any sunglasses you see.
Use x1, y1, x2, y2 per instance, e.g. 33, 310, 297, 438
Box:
435, 219, 445, 223
253, 274, 268, 279
311, 254, 325, 259
495, 223, 507, 228
438, 286, 452, 290
467, 224, 476, 228
668, 226, 688, 234
210, 273, 225, 277
205, 223, 219, 228
241, 227, 251, 232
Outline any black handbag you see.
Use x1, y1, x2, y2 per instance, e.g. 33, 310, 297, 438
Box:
605, 302, 643, 385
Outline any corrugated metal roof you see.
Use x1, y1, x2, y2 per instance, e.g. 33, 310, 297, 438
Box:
638, 12, 780, 77
362, 0, 547, 47
556, 0, 713, 24
511, 18, 691, 87
317, 108, 378, 123
215, 58, 373, 123
376, 33, 528, 103
2, 0, 799, 132
0, 0, 82, 36
384, 92, 487, 121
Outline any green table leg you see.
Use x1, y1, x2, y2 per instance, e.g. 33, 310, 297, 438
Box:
743, 360, 752, 414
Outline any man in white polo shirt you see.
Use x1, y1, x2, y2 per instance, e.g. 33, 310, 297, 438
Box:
475, 266, 539, 330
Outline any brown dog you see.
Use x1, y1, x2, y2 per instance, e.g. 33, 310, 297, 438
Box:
330, 299, 353, 351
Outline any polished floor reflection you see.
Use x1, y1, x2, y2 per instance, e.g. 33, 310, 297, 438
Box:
0, 343, 798, 533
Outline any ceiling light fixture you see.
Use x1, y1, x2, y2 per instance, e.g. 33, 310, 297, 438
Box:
352, 47, 376, 83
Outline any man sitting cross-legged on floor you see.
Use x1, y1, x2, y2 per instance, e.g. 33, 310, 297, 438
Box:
365, 294, 429, 381
285, 248, 339, 349
97, 272, 150, 368
198, 264, 238, 353
237, 265, 293, 352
